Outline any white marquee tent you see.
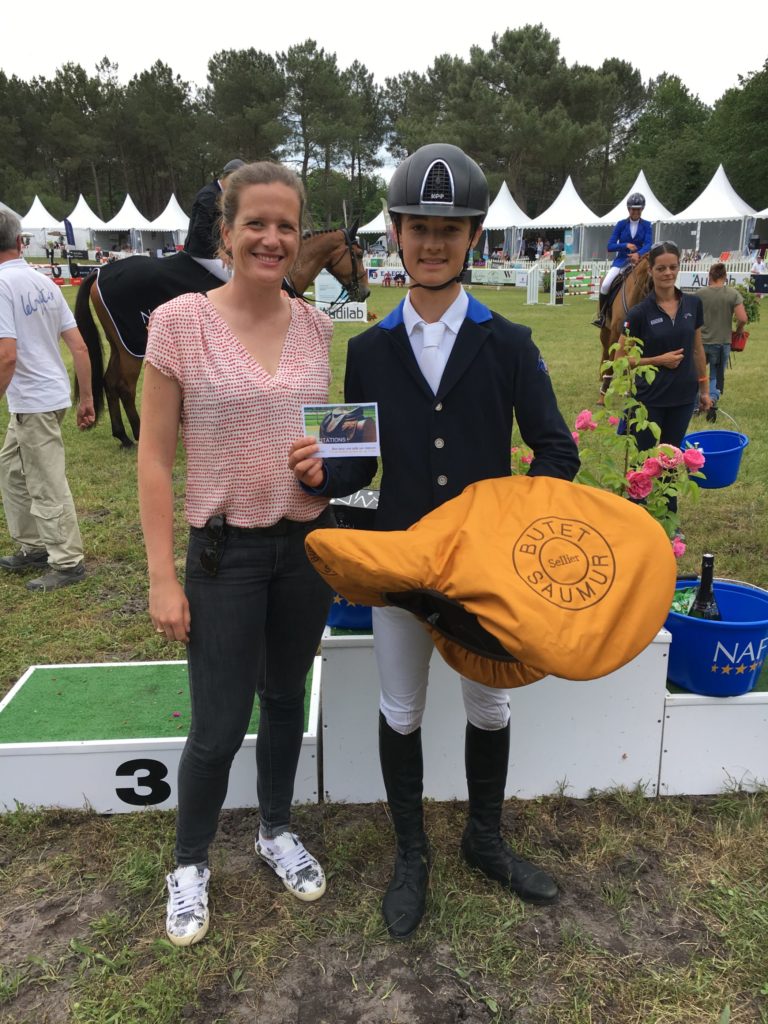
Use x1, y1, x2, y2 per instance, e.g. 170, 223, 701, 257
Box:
58, 195, 107, 252
18, 196, 65, 256
484, 182, 531, 230
103, 194, 153, 232
21, 195, 64, 233
581, 171, 674, 260
143, 194, 190, 252
528, 176, 598, 257
596, 171, 674, 226
481, 181, 531, 259
357, 210, 386, 235
149, 194, 189, 232
66, 194, 107, 231
658, 165, 758, 256
530, 177, 598, 230
756, 207, 768, 250
95, 194, 155, 254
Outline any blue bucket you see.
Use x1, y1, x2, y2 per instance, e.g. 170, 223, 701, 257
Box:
664, 580, 768, 696
683, 430, 749, 488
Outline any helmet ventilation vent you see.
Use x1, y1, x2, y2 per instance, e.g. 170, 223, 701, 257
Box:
420, 160, 454, 206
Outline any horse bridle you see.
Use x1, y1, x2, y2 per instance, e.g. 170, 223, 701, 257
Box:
282, 228, 365, 308
324, 227, 366, 306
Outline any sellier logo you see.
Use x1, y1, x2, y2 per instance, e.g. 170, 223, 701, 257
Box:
513, 516, 615, 610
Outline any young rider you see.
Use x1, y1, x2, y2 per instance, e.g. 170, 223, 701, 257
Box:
290, 143, 578, 939
593, 192, 653, 327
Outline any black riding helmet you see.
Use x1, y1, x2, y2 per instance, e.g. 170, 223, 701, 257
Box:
387, 143, 490, 218
388, 143, 489, 290
627, 192, 646, 209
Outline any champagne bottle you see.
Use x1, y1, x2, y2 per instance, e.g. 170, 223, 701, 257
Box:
688, 553, 722, 620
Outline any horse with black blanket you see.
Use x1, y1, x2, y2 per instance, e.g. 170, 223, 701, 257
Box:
75, 226, 369, 446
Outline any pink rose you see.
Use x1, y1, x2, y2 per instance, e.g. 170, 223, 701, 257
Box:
683, 447, 706, 472
642, 457, 663, 478
521, 454, 532, 465
657, 444, 684, 469
626, 469, 654, 500
571, 430, 580, 444
608, 415, 620, 426
575, 409, 598, 431
672, 536, 687, 558
511, 446, 519, 454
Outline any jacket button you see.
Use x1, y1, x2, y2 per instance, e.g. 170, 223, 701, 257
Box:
435, 402, 443, 411
434, 437, 445, 449
437, 474, 448, 486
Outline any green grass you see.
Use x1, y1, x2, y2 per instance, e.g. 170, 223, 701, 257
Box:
0, 282, 767, 1023
0, 662, 315, 742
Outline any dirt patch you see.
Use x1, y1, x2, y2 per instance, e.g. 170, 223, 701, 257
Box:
239, 941, 496, 1024
113, 593, 148, 617
0, 798, 756, 1023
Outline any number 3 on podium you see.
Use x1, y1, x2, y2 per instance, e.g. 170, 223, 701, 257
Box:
115, 758, 172, 806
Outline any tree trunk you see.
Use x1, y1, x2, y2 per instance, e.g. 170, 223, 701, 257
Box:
90, 162, 103, 220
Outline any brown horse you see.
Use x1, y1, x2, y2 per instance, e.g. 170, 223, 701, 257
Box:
75, 227, 370, 446
597, 256, 651, 403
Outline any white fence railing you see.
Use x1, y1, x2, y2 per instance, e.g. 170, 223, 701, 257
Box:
363, 255, 757, 276
363, 256, 759, 298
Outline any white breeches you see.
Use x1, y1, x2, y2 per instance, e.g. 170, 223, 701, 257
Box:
373, 606, 512, 735
600, 266, 622, 295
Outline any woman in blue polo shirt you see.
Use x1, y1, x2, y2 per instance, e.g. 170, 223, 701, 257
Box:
622, 241, 712, 510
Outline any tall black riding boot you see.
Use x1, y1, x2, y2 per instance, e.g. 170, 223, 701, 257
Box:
591, 291, 608, 328
461, 722, 558, 904
379, 712, 430, 939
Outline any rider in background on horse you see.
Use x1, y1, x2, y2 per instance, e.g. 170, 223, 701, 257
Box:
183, 158, 245, 281
592, 193, 653, 327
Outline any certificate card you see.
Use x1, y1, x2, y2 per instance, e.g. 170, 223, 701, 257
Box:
302, 403, 380, 458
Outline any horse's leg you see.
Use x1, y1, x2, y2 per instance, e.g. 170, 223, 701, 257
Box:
597, 317, 615, 406
103, 344, 134, 448
90, 286, 134, 446
117, 353, 142, 442
74, 275, 106, 422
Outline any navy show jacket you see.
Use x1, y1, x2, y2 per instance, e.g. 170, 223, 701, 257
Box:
319, 294, 579, 531
183, 180, 223, 260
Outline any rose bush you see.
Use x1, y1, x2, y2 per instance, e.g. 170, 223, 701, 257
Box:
511, 335, 706, 556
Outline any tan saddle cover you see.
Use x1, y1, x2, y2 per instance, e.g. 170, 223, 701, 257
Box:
306, 476, 676, 689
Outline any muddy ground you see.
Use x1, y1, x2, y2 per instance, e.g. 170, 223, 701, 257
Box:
0, 797, 760, 1023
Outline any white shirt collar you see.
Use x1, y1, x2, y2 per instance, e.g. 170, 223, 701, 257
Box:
402, 287, 469, 340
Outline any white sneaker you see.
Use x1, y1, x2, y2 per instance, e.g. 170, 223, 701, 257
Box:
165, 864, 211, 946
255, 831, 326, 901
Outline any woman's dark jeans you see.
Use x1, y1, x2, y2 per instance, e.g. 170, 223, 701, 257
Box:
174, 512, 333, 865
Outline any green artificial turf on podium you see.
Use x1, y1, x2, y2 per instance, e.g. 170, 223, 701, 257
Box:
0, 662, 313, 744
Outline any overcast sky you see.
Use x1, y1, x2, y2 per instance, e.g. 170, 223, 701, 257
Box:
4, 1, 764, 111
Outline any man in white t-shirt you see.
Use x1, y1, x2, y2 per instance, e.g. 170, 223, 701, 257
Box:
0, 210, 95, 591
